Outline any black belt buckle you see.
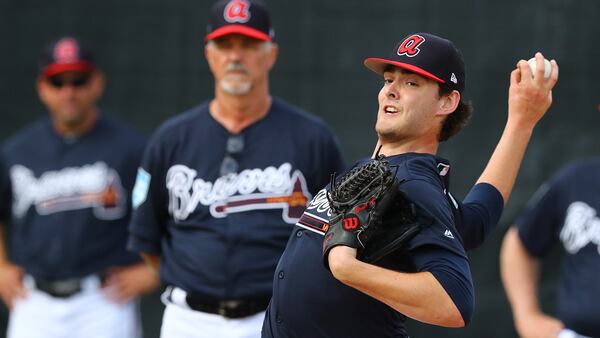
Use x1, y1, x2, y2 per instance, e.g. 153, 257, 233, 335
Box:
35, 278, 82, 298
183, 291, 269, 319
217, 300, 245, 317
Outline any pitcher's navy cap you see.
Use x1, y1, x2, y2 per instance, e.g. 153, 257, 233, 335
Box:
364, 33, 465, 93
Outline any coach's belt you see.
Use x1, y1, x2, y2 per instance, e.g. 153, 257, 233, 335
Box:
166, 286, 270, 319
31, 274, 102, 298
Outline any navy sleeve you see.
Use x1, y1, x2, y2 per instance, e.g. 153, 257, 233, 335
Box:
396, 179, 474, 323
412, 245, 474, 325
515, 180, 561, 257
127, 134, 168, 254
456, 183, 504, 250
0, 152, 11, 223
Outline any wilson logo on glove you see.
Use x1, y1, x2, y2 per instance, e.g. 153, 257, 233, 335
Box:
343, 216, 359, 230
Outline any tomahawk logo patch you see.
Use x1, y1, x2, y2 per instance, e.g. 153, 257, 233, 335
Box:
397, 34, 426, 57
224, 0, 251, 23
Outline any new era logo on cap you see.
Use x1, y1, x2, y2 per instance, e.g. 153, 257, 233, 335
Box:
205, 0, 274, 42
364, 32, 466, 94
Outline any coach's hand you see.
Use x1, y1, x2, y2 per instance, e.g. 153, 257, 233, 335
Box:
102, 263, 159, 304
514, 310, 564, 338
0, 261, 26, 309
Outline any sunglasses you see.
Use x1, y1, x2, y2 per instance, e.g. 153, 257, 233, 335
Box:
47, 75, 90, 88
220, 135, 244, 176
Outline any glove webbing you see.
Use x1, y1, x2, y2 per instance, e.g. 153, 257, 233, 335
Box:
328, 156, 396, 213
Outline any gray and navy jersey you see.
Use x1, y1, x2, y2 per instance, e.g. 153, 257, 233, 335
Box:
516, 158, 600, 337
263, 153, 478, 338
0, 115, 145, 280
127, 97, 345, 300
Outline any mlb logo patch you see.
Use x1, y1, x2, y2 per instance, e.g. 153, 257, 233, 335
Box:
132, 168, 151, 209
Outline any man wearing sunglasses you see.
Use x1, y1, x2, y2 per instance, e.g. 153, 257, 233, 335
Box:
127, 1, 345, 337
0, 37, 158, 338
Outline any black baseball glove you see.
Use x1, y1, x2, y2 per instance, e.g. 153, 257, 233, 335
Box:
322, 154, 422, 269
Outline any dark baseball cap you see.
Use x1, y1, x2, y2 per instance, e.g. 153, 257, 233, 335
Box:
205, 0, 274, 42
364, 33, 465, 94
39, 37, 96, 77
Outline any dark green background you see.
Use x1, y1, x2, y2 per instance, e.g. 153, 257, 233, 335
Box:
1, 0, 599, 337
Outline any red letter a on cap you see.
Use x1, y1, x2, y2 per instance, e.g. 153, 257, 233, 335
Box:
397, 35, 425, 57
224, 0, 251, 23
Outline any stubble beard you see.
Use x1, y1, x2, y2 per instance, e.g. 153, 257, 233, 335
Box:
220, 63, 252, 95
220, 75, 252, 96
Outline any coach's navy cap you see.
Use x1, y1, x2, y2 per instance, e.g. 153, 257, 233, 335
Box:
205, 0, 274, 42
39, 37, 96, 77
364, 33, 465, 94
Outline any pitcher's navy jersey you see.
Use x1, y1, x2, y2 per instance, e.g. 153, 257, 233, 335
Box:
0, 115, 145, 280
516, 158, 600, 337
263, 153, 475, 338
128, 97, 345, 299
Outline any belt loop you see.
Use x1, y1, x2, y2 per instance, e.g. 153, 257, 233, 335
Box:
164, 286, 191, 310
80, 274, 102, 292
160, 286, 173, 306
23, 275, 35, 290
171, 287, 188, 308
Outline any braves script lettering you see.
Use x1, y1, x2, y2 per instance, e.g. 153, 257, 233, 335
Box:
560, 201, 600, 255
10, 162, 126, 219
306, 188, 331, 215
166, 162, 309, 222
